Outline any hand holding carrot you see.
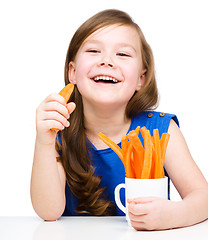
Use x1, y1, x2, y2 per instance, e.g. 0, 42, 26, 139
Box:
36, 83, 75, 145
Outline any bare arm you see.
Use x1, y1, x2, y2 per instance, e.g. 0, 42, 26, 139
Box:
30, 93, 76, 221
31, 140, 66, 221
164, 120, 208, 228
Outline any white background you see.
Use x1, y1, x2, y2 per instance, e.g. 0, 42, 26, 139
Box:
0, 0, 208, 216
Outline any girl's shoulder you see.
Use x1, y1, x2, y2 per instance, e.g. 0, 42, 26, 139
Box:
130, 111, 179, 136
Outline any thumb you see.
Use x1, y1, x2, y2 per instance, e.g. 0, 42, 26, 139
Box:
67, 102, 76, 115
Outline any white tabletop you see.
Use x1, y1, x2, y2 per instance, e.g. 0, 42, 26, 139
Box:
1, 216, 208, 240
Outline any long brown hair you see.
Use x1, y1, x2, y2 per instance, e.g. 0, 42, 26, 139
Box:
56, 9, 158, 215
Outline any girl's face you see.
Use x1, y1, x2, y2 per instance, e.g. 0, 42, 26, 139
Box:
68, 24, 146, 110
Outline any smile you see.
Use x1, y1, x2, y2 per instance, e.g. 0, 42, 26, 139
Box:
92, 75, 119, 84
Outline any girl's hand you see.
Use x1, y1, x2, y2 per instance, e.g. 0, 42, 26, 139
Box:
36, 93, 76, 145
127, 197, 178, 231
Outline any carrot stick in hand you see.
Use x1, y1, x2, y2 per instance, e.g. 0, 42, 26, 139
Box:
51, 83, 74, 131
59, 83, 74, 103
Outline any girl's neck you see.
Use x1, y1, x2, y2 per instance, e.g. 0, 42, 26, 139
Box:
84, 102, 131, 149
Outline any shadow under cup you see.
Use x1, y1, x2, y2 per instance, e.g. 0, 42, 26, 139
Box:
114, 177, 168, 222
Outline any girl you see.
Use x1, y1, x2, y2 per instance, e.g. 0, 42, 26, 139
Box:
31, 9, 208, 230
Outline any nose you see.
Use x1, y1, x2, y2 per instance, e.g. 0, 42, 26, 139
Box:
98, 55, 115, 68
99, 62, 114, 68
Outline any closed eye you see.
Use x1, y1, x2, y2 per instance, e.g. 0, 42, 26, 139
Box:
117, 52, 131, 57
86, 49, 100, 53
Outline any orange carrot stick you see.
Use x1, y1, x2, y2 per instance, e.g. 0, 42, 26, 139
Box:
121, 135, 129, 171
98, 126, 170, 180
51, 83, 74, 131
153, 129, 162, 178
128, 132, 143, 149
121, 135, 135, 177
160, 133, 170, 161
130, 150, 135, 174
98, 132, 123, 162
135, 126, 140, 136
127, 132, 144, 178
141, 129, 152, 179
121, 133, 136, 178
59, 83, 74, 103
160, 133, 170, 177
125, 143, 135, 178
131, 148, 142, 178
140, 126, 147, 141
150, 144, 156, 179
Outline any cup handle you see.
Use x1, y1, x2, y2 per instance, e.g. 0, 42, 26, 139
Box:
114, 183, 126, 214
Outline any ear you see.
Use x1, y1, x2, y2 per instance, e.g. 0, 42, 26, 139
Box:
136, 69, 146, 91
68, 61, 76, 84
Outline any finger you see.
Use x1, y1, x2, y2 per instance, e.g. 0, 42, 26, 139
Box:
42, 111, 70, 128
128, 201, 150, 215
43, 120, 65, 131
128, 197, 157, 204
66, 102, 76, 114
45, 93, 67, 106
127, 198, 134, 204
128, 211, 147, 222
44, 101, 69, 119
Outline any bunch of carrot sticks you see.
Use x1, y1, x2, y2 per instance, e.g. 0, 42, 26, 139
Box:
98, 126, 170, 179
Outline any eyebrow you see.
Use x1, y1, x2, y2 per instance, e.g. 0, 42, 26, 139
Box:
117, 43, 137, 53
82, 39, 101, 47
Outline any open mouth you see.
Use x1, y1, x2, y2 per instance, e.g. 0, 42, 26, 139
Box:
92, 75, 120, 84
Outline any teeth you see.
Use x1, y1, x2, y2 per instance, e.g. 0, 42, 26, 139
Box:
93, 76, 118, 83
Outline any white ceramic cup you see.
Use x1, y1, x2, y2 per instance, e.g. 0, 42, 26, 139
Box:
114, 177, 168, 222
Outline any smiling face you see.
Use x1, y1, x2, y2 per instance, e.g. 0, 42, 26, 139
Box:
68, 24, 146, 111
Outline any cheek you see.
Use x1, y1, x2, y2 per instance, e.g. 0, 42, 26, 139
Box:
73, 59, 93, 95
122, 63, 140, 86
74, 57, 95, 81
75, 61, 87, 77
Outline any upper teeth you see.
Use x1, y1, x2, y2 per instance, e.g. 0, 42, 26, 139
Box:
93, 76, 118, 83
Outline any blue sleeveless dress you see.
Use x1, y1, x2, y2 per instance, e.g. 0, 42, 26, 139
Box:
61, 111, 179, 216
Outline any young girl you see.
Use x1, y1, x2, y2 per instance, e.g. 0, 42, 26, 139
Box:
31, 9, 208, 230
